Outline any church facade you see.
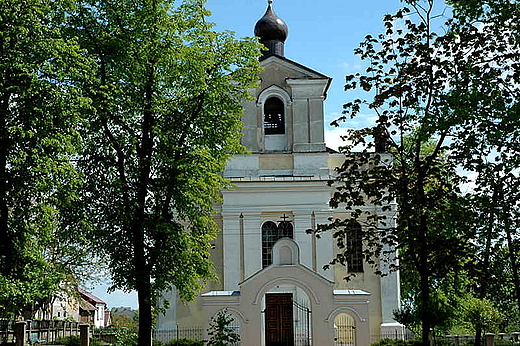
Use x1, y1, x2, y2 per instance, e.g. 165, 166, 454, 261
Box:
156, 3, 402, 345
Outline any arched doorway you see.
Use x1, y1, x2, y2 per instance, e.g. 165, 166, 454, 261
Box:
261, 285, 312, 346
334, 313, 355, 346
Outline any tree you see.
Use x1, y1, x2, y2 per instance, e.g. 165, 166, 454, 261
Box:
319, 0, 520, 344
0, 0, 95, 318
206, 310, 240, 346
69, 1, 261, 345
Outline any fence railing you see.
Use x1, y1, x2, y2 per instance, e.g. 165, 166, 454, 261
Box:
153, 327, 205, 343
372, 332, 520, 346
0, 320, 87, 346
371, 331, 416, 344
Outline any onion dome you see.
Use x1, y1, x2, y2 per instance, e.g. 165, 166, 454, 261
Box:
254, 1, 288, 57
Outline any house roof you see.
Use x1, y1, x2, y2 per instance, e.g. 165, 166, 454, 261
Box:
79, 288, 106, 305
80, 300, 97, 311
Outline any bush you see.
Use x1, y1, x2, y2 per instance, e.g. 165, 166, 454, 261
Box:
113, 329, 138, 346
164, 339, 204, 346
44, 335, 80, 346
371, 339, 422, 346
42, 335, 109, 346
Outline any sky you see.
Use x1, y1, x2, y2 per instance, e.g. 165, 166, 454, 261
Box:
90, 0, 443, 310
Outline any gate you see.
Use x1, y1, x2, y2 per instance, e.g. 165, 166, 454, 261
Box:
293, 300, 311, 346
265, 293, 294, 346
264, 294, 312, 346
334, 313, 355, 346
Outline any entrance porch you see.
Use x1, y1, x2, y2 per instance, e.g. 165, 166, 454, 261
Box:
202, 238, 371, 346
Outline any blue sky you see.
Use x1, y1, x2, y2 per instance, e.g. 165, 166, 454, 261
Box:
90, 0, 422, 310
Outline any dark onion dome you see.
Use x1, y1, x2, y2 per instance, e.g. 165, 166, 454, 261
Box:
254, 3, 288, 42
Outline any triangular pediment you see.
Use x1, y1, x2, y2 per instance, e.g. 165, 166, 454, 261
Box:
260, 54, 331, 81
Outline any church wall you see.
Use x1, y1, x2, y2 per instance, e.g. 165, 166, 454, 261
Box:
258, 155, 294, 170
241, 96, 260, 152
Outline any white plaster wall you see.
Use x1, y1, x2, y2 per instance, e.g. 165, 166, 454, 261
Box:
94, 304, 105, 329
314, 211, 334, 281
223, 212, 242, 290
224, 155, 259, 178
293, 153, 329, 176
156, 288, 178, 330
243, 213, 263, 278
293, 213, 313, 269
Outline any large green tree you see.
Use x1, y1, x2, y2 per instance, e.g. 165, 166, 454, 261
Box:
0, 0, 94, 318
69, 1, 261, 344
320, 0, 520, 344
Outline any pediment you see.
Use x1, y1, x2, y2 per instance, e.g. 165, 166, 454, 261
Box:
260, 55, 331, 81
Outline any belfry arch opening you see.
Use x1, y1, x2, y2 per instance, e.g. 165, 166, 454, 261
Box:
263, 97, 285, 135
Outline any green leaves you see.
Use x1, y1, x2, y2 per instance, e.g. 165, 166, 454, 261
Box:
0, 0, 96, 318
326, 0, 520, 341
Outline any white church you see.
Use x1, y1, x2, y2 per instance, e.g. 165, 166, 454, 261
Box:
157, 3, 403, 345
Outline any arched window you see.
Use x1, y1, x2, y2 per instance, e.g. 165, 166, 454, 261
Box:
262, 220, 293, 268
346, 222, 363, 272
264, 97, 285, 135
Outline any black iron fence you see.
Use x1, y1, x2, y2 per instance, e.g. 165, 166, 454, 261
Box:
153, 327, 205, 343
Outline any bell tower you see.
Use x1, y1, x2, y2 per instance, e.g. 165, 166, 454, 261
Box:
239, 1, 331, 155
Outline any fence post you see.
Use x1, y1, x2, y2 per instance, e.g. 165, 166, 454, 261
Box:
80, 324, 90, 346
485, 333, 495, 346
512, 332, 520, 342
14, 321, 26, 346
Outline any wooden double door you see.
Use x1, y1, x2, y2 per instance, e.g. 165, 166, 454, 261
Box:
265, 293, 294, 346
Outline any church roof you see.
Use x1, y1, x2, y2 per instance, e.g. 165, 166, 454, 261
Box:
259, 55, 332, 97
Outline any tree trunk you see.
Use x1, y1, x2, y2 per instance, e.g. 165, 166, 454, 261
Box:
419, 253, 431, 346
0, 88, 10, 274
504, 213, 520, 319
136, 271, 153, 346
475, 190, 497, 346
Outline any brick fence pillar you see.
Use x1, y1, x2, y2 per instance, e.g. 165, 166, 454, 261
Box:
485, 333, 495, 346
14, 321, 26, 346
80, 324, 90, 346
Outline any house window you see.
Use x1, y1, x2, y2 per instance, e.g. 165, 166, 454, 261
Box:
346, 222, 363, 273
262, 220, 293, 268
264, 97, 285, 135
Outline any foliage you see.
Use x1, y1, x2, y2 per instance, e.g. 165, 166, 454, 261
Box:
111, 313, 138, 332
67, 0, 261, 344
114, 329, 138, 346
0, 0, 96, 318
322, 0, 520, 344
459, 297, 503, 334
164, 339, 204, 346
206, 310, 240, 346
371, 338, 422, 346
44, 335, 108, 346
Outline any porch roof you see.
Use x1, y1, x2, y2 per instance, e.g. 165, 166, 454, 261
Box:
201, 291, 240, 297
333, 289, 371, 296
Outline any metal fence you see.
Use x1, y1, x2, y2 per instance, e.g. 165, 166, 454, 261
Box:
370, 330, 416, 344
153, 327, 205, 343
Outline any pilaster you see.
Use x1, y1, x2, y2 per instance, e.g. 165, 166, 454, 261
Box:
223, 212, 242, 290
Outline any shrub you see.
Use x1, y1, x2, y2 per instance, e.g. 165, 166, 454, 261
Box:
113, 329, 138, 346
45, 335, 80, 346
206, 310, 239, 346
164, 339, 204, 346
371, 339, 422, 346
42, 335, 109, 346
